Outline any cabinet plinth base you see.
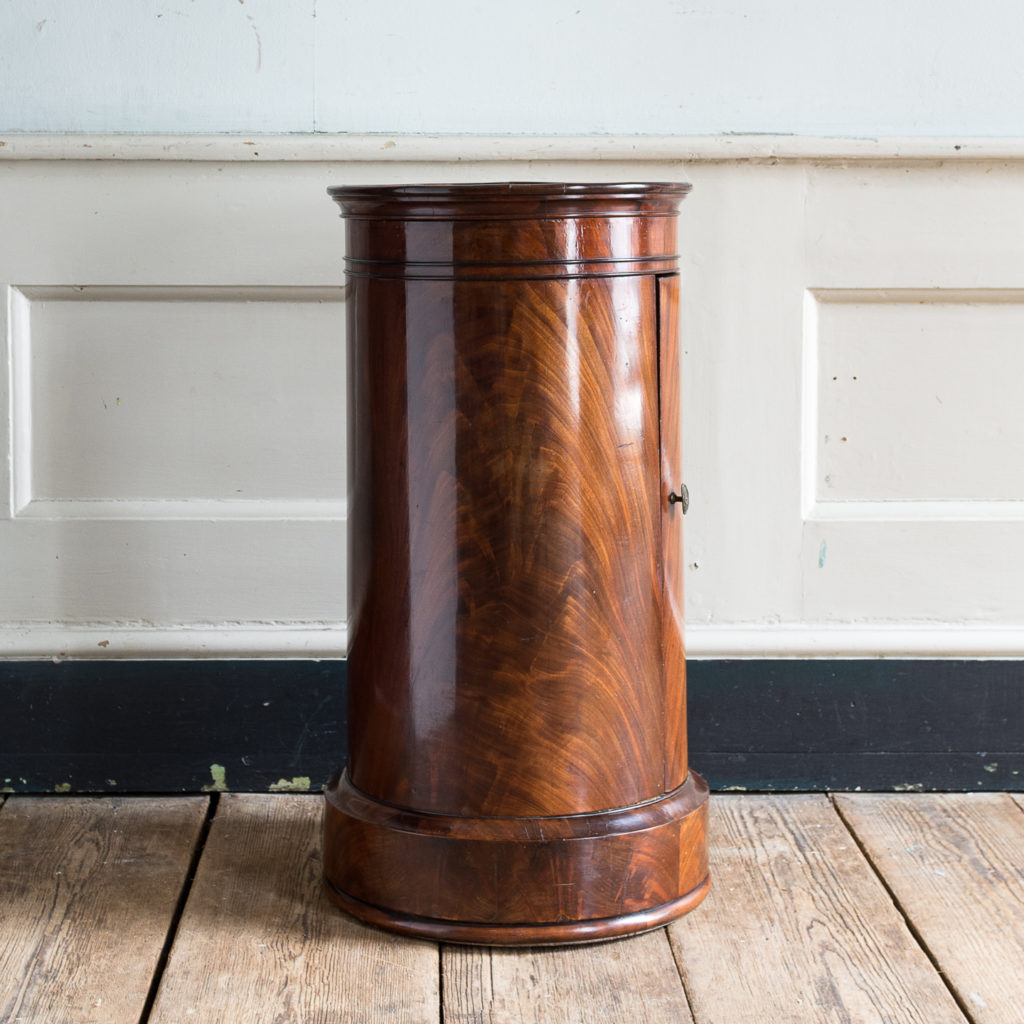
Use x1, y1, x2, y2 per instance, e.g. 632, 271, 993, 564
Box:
322, 772, 710, 946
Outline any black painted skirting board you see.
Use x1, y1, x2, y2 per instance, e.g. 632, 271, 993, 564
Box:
0, 661, 346, 796
688, 660, 1022, 792
0, 659, 1021, 793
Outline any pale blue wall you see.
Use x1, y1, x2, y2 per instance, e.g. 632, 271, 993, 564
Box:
2, 0, 1022, 135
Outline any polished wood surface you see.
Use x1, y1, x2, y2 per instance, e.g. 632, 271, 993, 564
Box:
325, 182, 707, 943
324, 772, 708, 944
347, 274, 666, 816
659, 272, 688, 791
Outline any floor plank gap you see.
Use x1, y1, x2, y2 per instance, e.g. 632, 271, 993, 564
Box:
136, 793, 219, 1024
148, 794, 440, 1024
5, 793, 1018, 1022
829, 792, 979, 1024
661, 924, 698, 1023
668, 794, 968, 1023
437, 942, 445, 1024
0, 796, 209, 1024
836, 793, 1024, 1024
441, 928, 693, 1024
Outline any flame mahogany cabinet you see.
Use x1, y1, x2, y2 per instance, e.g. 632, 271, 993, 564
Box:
323, 182, 709, 945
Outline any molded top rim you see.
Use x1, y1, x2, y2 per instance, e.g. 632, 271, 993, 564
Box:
328, 181, 691, 200
328, 182, 691, 220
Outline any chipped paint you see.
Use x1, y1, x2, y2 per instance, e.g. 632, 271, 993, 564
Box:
818, 539, 828, 568
892, 783, 924, 792
268, 776, 312, 793
54, 782, 71, 793
201, 763, 228, 792
983, 762, 998, 773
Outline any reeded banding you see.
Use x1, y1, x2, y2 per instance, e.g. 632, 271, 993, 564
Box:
332, 182, 686, 279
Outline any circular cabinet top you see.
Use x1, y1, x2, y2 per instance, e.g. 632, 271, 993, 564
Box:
329, 182, 691, 280
328, 181, 691, 220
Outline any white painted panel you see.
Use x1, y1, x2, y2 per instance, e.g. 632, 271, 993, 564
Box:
810, 290, 1024, 509
14, 286, 345, 516
3, 150, 1024, 656
676, 161, 809, 629
804, 162, 1024, 291
799, 163, 1024, 637
0, 518, 346, 627
800, 517, 1024, 624
0, 160, 357, 649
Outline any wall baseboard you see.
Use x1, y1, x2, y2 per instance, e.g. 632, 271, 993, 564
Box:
5, 625, 1024, 661
687, 625, 1024, 659
0, 661, 346, 795
687, 660, 1022, 792
1, 659, 1019, 794
0, 626, 348, 660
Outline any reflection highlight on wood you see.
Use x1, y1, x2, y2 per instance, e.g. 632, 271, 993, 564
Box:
324, 182, 708, 943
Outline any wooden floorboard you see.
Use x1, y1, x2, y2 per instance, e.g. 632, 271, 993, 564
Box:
148, 793, 439, 1024
0, 796, 206, 1024
667, 794, 968, 1024
3, 792, 1021, 1023
443, 928, 693, 1024
836, 793, 1024, 1024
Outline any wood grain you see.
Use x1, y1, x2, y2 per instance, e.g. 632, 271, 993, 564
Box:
337, 182, 687, 818
0, 796, 205, 1024
325, 182, 707, 943
149, 794, 439, 1024
0, 793, 1010, 1020
442, 929, 693, 1024
836, 792, 1024, 1024
324, 772, 708, 944
346, 273, 667, 817
658, 271, 687, 792
668, 795, 968, 1024
335, 182, 688, 282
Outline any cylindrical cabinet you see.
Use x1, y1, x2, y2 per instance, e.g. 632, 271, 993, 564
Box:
323, 182, 709, 945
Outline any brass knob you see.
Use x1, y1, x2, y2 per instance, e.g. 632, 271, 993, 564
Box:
668, 484, 689, 513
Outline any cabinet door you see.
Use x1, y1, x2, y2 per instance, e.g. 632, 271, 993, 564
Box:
348, 274, 667, 816
658, 273, 689, 790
